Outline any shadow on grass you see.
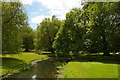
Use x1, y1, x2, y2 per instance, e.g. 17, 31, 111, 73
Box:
55, 55, 120, 65
75, 55, 120, 64
54, 55, 119, 79
2, 58, 29, 74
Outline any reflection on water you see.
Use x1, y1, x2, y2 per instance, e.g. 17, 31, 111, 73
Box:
3, 58, 57, 80
32, 75, 37, 79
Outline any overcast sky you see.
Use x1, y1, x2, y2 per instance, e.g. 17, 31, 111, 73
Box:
21, 0, 82, 29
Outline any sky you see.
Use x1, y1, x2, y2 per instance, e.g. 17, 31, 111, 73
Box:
21, 0, 83, 29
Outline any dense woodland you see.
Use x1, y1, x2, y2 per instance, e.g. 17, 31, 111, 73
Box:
2, 2, 120, 57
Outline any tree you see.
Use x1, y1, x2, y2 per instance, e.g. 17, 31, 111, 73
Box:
107, 2, 120, 53
53, 8, 86, 57
53, 2, 120, 57
35, 16, 62, 53
21, 27, 34, 52
84, 2, 120, 55
2, 2, 28, 54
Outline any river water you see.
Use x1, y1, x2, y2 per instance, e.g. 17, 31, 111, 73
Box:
3, 58, 57, 80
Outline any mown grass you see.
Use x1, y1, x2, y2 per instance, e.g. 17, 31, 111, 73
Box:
59, 62, 118, 78
1, 58, 29, 75
0, 52, 48, 76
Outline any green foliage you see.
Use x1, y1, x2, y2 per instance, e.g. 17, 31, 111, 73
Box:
35, 16, 62, 53
2, 1, 120, 56
2, 2, 28, 54
21, 27, 34, 52
53, 2, 120, 56
85, 2, 120, 55
53, 8, 87, 56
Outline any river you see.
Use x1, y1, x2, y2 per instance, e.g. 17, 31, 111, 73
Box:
2, 57, 58, 80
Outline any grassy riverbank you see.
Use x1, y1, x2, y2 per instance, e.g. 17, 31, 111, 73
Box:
59, 62, 118, 78
57, 55, 119, 78
0, 52, 48, 76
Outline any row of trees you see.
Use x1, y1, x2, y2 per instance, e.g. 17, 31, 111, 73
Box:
53, 2, 120, 56
2, 2, 120, 56
36, 2, 120, 56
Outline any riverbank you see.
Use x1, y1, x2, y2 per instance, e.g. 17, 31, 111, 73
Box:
0, 52, 48, 78
59, 62, 118, 78
1, 52, 119, 79
57, 55, 119, 78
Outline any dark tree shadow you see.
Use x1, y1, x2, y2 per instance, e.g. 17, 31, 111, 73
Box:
74, 55, 120, 64
2, 57, 29, 73
54, 55, 120, 64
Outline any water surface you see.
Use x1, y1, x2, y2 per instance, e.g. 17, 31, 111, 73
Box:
3, 58, 57, 80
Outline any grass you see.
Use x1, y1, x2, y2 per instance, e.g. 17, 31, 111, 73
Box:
59, 62, 118, 78
1, 52, 119, 78
57, 54, 119, 78
1, 52, 48, 63
1, 58, 28, 75
0, 52, 48, 76
35, 50, 52, 54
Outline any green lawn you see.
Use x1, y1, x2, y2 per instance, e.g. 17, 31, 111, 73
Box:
59, 62, 118, 78
0, 52, 48, 76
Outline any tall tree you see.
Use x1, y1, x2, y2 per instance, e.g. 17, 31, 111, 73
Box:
2, 2, 28, 54
85, 2, 120, 55
53, 8, 86, 57
21, 27, 34, 52
35, 16, 62, 53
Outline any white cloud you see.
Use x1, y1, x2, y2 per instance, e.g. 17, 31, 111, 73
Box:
37, 0, 82, 20
31, 15, 51, 24
21, 0, 33, 5
21, 0, 83, 23
39, 9, 42, 11
30, 12, 39, 15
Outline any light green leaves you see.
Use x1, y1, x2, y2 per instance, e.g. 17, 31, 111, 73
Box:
35, 16, 62, 53
2, 2, 28, 54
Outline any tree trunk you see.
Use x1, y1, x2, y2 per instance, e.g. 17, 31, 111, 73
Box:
50, 48, 55, 54
24, 49, 29, 52
51, 50, 55, 54
103, 51, 111, 56
101, 30, 111, 56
